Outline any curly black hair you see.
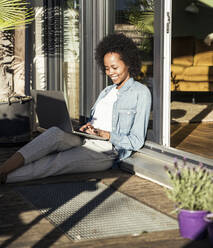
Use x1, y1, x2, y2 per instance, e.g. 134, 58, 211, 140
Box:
95, 33, 141, 79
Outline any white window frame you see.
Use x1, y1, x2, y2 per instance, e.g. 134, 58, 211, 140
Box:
162, 0, 172, 146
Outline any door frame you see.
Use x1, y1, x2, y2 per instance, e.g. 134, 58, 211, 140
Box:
151, 0, 172, 146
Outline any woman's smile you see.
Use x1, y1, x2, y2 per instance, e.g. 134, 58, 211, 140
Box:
104, 52, 130, 89
111, 75, 119, 81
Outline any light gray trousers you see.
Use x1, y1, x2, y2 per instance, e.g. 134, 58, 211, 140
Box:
7, 127, 117, 183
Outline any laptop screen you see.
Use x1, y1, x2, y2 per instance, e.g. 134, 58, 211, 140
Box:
35, 90, 73, 132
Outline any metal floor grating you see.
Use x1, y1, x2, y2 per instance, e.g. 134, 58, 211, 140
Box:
15, 181, 178, 241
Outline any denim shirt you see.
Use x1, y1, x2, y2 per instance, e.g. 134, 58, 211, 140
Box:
90, 78, 151, 160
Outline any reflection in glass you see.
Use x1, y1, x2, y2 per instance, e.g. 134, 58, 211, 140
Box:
115, 0, 154, 83
115, 0, 154, 130
63, 0, 80, 119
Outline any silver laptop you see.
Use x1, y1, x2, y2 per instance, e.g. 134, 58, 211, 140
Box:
33, 90, 108, 140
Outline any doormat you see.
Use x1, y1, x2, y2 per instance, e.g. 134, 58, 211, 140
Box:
15, 181, 178, 241
171, 101, 213, 123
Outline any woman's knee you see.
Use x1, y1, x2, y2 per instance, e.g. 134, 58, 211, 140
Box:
50, 127, 84, 151
40, 126, 66, 150
47, 126, 64, 136
45, 126, 65, 142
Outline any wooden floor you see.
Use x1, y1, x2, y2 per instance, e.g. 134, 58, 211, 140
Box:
171, 122, 213, 159
0, 145, 212, 247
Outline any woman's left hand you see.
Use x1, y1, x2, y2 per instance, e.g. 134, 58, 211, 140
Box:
95, 129, 110, 140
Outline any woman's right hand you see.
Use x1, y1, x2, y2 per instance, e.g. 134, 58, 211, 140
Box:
79, 122, 94, 132
79, 123, 99, 136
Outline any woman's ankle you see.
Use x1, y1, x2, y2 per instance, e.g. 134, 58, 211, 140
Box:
0, 152, 25, 175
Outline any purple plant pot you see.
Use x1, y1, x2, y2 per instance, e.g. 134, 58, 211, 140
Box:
204, 213, 213, 245
178, 209, 208, 240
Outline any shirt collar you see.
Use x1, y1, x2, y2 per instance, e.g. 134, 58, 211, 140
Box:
117, 77, 134, 93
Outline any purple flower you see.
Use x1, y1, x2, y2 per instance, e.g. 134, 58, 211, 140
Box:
199, 162, 204, 167
183, 156, 187, 166
176, 170, 181, 180
174, 158, 178, 170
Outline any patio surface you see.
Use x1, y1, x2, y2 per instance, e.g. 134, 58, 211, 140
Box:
0, 144, 212, 248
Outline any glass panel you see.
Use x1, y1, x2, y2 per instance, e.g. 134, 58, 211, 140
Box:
33, 1, 46, 91
33, 0, 64, 91
170, 0, 213, 159
63, 0, 80, 120
32, 0, 80, 120
115, 0, 154, 136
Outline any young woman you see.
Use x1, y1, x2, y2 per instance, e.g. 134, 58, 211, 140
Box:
0, 33, 151, 183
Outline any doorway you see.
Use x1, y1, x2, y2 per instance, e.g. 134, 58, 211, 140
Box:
170, 0, 213, 159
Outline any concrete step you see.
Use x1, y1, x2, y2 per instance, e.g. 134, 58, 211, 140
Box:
120, 141, 213, 188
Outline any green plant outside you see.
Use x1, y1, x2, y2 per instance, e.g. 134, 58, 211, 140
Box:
165, 160, 213, 212
0, 0, 34, 101
126, 0, 154, 57
198, 0, 213, 8
128, 10, 154, 34
0, 0, 34, 31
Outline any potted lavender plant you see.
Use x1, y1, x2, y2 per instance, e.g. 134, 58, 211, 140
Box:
164, 159, 213, 240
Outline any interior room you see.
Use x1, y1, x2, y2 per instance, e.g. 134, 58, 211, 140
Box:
170, 0, 213, 159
